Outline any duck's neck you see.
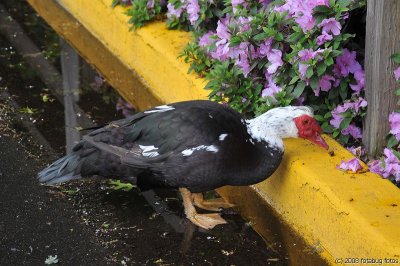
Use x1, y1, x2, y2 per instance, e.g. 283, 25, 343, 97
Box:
246, 111, 299, 151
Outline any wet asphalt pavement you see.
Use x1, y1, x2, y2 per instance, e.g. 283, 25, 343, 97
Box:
0, 101, 281, 265
0, 134, 111, 265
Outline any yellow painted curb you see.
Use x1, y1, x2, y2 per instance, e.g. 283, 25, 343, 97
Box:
27, 0, 400, 264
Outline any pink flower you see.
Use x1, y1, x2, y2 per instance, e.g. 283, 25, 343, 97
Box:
337, 158, 363, 173
256, 38, 273, 58
329, 98, 367, 129
369, 149, 400, 181
198, 31, 214, 47
349, 69, 365, 93
317, 31, 333, 46
236, 53, 251, 77
167, 3, 184, 19
116, 97, 134, 117
334, 49, 362, 78
232, 0, 247, 12
347, 146, 365, 157
318, 18, 341, 36
238, 16, 253, 32
352, 97, 367, 112
266, 49, 283, 74
298, 48, 323, 61
368, 160, 386, 176
316, 74, 335, 95
232, 0, 246, 7
394, 66, 400, 81
275, 0, 329, 33
147, 0, 155, 8
299, 63, 308, 79
341, 124, 362, 139
216, 19, 230, 40
295, 14, 315, 32
297, 48, 324, 80
210, 19, 232, 61
382, 149, 400, 181
262, 74, 282, 98
389, 112, 400, 141
259, 0, 272, 8
187, 0, 200, 25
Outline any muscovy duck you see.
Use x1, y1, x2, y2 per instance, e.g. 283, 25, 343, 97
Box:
38, 100, 328, 229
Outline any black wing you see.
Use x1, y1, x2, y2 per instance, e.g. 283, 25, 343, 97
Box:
69, 100, 279, 192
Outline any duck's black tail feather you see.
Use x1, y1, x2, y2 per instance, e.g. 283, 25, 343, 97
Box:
38, 152, 82, 185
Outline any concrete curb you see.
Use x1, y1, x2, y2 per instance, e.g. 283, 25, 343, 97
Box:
27, 0, 400, 264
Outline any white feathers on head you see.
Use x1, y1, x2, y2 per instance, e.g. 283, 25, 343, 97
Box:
246, 106, 315, 150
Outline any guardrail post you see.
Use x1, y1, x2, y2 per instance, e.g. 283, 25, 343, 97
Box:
363, 0, 400, 156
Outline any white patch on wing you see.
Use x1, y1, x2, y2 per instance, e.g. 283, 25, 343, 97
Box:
144, 105, 175, 114
219, 134, 228, 141
181, 145, 219, 156
139, 145, 159, 157
206, 145, 219, 153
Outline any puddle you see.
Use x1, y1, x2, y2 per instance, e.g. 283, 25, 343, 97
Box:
0, 1, 328, 265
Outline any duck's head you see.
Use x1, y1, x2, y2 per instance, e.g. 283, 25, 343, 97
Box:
247, 106, 329, 150
293, 112, 329, 149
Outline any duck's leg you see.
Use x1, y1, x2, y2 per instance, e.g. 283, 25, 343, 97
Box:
192, 193, 235, 212
179, 188, 227, 230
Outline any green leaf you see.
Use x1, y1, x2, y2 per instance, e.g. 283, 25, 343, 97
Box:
339, 117, 352, 130
338, 134, 350, 144
314, 5, 332, 13
337, 0, 352, 8
325, 57, 334, 66
314, 15, 326, 25
253, 32, 269, 42
268, 11, 276, 25
109, 180, 135, 191
341, 33, 355, 41
339, 80, 348, 100
229, 36, 242, 47
292, 81, 305, 98
317, 62, 327, 76
387, 135, 399, 148
20, 106, 38, 115
288, 32, 303, 43
306, 67, 314, 79
324, 112, 332, 119
314, 114, 324, 122
289, 75, 300, 85
331, 50, 342, 57
392, 149, 400, 160
332, 40, 340, 50
391, 53, 400, 64
322, 122, 334, 133
275, 32, 284, 42
310, 76, 319, 91
332, 130, 340, 138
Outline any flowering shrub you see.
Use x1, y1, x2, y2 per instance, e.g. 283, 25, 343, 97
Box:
114, 0, 400, 184
112, 0, 165, 28
185, 1, 367, 148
